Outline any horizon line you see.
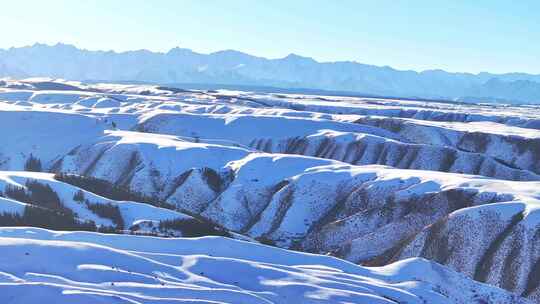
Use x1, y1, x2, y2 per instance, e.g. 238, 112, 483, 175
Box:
2, 42, 538, 77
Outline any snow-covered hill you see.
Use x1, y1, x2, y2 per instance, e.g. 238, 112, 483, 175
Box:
0, 171, 229, 237
0, 227, 530, 304
1, 78, 540, 302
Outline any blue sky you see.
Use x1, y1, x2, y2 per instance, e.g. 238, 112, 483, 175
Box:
1, 0, 538, 73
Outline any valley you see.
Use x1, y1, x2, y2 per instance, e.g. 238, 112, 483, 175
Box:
0, 78, 539, 302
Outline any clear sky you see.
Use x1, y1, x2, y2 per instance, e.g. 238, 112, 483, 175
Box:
1, 0, 538, 74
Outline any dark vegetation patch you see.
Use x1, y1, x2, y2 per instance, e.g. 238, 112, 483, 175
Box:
162, 169, 193, 201
285, 137, 308, 154
158, 217, 230, 237
365, 233, 419, 266
438, 149, 457, 172
420, 216, 452, 265
256, 236, 277, 246
21, 205, 97, 231
5, 180, 71, 215
394, 144, 418, 169
55, 173, 234, 237
0, 174, 235, 239
385, 144, 407, 168
85, 201, 124, 230
0, 180, 96, 231
502, 137, 540, 173
457, 132, 490, 153
73, 190, 85, 202
265, 185, 295, 241
358, 117, 404, 133
54, 173, 175, 210
501, 238, 523, 292
445, 188, 476, 211
523, 256, 540, 297
115, 151, 142, 188
0, 212, 23, 226
346, 141, 368, 165
376, 144, 391, 165
24, 154, 42, 172
474, 211, 525, 283
242, 180, 291, 233
263, 140, 272, 153
0, 178, 231, 238
201, 168, 223, 193
314, 138, 332, 158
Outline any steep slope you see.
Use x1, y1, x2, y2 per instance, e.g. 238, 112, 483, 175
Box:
48, 131, 540, 299
394, 203, 540, 301
137, 112, 540, 181
355, 116, 540, 174
2, 80, 540, 300
0, 171, 226, 237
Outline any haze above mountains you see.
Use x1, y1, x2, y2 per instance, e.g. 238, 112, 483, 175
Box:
1, 43, 540, 104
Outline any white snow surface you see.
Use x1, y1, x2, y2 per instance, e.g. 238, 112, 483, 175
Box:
0, 227, 529, 304
0, 79, 539, 302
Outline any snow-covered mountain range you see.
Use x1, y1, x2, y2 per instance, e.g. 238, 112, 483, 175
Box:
1, 78, 540, 302
1, 43, 540, 103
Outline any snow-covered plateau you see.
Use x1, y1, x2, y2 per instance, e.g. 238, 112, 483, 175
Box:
1, 78, 540, 302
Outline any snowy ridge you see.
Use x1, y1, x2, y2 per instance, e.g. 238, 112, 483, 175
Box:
0, 227, 530, 304
1, 79, 540, 301
0, 171, 226, 237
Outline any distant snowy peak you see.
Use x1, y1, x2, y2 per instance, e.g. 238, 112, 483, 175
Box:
462, 78, 540, 103
2, 43, 540, 103
280, 53, 318, 64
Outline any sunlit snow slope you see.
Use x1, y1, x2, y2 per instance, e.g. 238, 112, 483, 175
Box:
0, 227, 530, 304
1, 78, 540, 302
